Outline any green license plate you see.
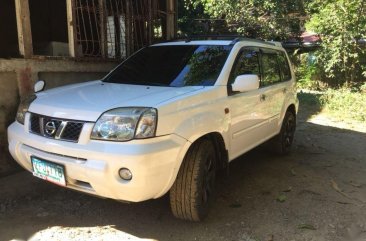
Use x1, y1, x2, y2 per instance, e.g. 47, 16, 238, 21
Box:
31, 157, 66, 186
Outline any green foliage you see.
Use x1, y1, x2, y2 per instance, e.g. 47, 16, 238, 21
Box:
306, 0, 366, 86
180, 0, 309, 39
295, 53, 322, 90
360, 82, 366, 93
297, 91, 322, 107
177, 0, 366, 88
298, 89, 366, 122
320, 89, 366, 122
296, 64, 319, 90
177, 0, 209, 36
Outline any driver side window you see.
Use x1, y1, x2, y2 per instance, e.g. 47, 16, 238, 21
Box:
229, 48, 261, 85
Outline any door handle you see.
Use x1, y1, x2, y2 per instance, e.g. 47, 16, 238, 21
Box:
260, 94, 266, 101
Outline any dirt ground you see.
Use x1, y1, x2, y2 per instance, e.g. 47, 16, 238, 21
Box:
0, 104, 366, 241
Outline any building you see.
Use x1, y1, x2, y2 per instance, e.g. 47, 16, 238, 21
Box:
0, 0, 177, 174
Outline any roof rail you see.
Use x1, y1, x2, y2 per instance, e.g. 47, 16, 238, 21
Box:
267, 41, 283, 47
170, 35, 284, 47
184, 35, 279, 46
185, 35, 244, 42
229, 37, 277, 46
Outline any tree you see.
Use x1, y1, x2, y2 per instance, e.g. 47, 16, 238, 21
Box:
182, 0, 309, 40
177, 0, 208, 36
306, 0, 366, 86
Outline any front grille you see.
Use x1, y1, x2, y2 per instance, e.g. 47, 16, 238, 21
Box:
29, 113, 85, 142
30, 114, 41, 133
62, 122, 84, 140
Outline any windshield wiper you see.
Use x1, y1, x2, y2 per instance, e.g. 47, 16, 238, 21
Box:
106, 79, 167, 87
134, 81, 166, 86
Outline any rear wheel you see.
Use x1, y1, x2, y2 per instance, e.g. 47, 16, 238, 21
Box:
169, 139, 217, 221
271, 111, 296, 155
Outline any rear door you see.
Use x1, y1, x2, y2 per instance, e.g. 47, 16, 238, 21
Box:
259, 48, 290, 136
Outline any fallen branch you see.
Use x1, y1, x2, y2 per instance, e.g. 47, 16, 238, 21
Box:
331, 179, 366, 205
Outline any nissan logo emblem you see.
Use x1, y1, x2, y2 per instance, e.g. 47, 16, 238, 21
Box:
45, 121, 57, 136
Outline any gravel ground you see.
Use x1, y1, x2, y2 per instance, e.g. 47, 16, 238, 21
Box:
0, 105, 365, 241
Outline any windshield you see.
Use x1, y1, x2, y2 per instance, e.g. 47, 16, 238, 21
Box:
104, 45, 232, 87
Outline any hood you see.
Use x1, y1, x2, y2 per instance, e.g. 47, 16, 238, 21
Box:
29, 80, 203, 121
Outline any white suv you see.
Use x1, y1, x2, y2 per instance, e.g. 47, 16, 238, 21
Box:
8, 38, 298, 221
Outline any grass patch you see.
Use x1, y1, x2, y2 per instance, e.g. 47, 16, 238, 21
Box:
297, 91, 322, 107
298, 89, 366, 122
320, 89, 366, 122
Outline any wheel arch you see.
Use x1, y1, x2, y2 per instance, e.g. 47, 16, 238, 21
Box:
156, 131, 229, 198
199, 132, 229, 171
287, 104, 297, 120
184, 131, 229, 172
279, 103, 297, 128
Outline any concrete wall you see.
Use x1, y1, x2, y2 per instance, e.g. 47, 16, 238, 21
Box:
39, 72, 107, 90
0, 58, 118, 175
0, 72, 19, 174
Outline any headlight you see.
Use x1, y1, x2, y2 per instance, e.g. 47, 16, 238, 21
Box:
16, 94, 37, 125
91, 108, 157, 141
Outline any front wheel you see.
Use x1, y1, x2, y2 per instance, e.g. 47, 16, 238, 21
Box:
271, 111, 296, 155
169, 139, 217, 221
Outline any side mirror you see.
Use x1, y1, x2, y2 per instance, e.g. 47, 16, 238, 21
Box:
231, 74, 259, 92
34, 80, 45, 93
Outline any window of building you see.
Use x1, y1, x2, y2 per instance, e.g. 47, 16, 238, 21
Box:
0, 0, 19, 58
74, 0, 166, 59
29, 0, 69, 56
1, 0, 175, 59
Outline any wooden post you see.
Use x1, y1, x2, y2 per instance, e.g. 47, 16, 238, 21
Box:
125, 0, 133, 56
174, 0, 178, 39
147, 0, 152, 45
166, 0, 175, 40
15, 0, 33, 58
98, 0, 108, 58
66, 0, 78, 57
114, 15, 122, 58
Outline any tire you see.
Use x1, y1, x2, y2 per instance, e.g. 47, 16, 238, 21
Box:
169, 139, 217, 221
270, 110, 296, 155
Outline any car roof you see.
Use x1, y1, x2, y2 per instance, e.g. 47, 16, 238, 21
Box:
152, 39, 283, 49
152, 40, 233, 46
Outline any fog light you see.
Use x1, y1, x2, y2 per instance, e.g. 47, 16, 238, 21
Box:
119, 168, 132, 180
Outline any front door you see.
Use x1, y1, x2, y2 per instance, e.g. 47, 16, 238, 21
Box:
228, 48, 273, 160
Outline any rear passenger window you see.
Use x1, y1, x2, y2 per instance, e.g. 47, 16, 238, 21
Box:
261, 52, 281, 87
278, 52, 292, 81
229, 49, 260, 84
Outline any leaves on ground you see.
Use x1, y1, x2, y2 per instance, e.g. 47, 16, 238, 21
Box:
229, 203, 242, 208
276, 194, 287, 203
283, 187, 292, 192
331, 180, 352, 199
298, 224, 317, 230
349, 181, 362, 188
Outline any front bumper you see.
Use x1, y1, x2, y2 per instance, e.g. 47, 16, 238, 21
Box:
8, 120, 188, 202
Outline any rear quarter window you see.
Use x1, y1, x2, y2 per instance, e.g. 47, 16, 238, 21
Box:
278, 52, 292, 81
